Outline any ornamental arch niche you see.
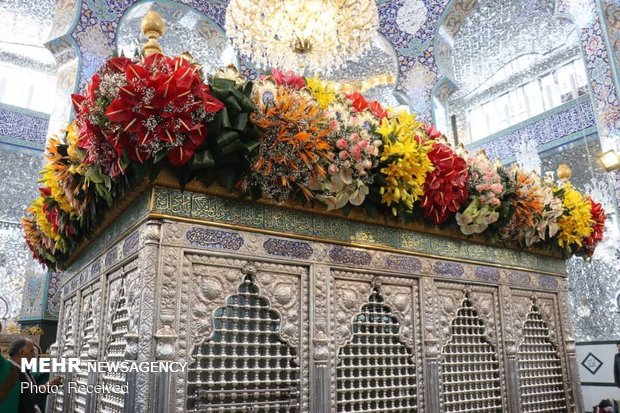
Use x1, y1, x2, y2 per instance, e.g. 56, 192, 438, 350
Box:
431, 0, 585, 146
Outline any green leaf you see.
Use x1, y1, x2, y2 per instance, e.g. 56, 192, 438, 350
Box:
216, 166, 239, 191
242, 138, 260, 154
231, 112, 248, 131
225, 95, 242, 115
220, 107, 232, 129
215, 130, 243, 155
154, 150, 168, 163
191, 149, 215, 170
120, 151, 131, 170
197, 170, 216, 187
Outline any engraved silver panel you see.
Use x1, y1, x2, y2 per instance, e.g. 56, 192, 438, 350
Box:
51, 219, 579, 413
52, 295, 77, 413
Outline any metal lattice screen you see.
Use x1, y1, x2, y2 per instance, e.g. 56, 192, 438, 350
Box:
186, 274, 300, 412
53, 299, 75, 413
518, 302, 567, 412
98, 278, 128, 413
75, 295, 95, 413
336, 285, 417, 412
441, 294, 502, 412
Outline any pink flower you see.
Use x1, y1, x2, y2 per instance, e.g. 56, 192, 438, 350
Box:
362, 159, 372, 169
359, 139, 369, 149
329, 119, 340, 132
339, 151, 349, 160
351, 132, 360, 143
336, 139, 347, 150
491, 183, 503, 193
328, 164, 338, 175
352, 145, 362, 161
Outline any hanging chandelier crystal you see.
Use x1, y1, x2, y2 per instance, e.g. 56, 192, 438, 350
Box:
225, 0, 379, 75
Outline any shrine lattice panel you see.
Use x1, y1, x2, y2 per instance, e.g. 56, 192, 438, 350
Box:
518, 303, 568, 412
441, 295, 502, 412
97, 276, 129, 413
336, 286, 417, 412
186, 275, 300, 412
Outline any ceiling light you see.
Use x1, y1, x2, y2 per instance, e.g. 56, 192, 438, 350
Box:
598, 149, 620, 172
225, 0, 379, 75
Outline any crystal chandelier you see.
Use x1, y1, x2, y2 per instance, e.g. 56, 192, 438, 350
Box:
225, 0, 379, 75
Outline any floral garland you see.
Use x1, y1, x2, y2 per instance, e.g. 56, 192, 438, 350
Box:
23, 59, 607, 268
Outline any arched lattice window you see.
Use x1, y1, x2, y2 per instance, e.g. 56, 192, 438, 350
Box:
518, 301, 567, 412
336, 283, 417, 412
186, 274, 300, 412
441, 293, 502, 412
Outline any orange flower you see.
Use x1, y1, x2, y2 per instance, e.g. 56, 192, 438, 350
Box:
250, 88, 333, 201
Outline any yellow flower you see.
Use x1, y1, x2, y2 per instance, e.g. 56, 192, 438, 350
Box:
556, 183, 593, 248
28, 197, 61, 245
66, 121, 81, 161
306, 77, 337, 109
378, 119, 434, 213
376, 111, 425, 142
39, 122, 85, 217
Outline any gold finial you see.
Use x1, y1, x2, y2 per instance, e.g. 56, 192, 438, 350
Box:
141, 10, 165, 57
556, 164, 572, 180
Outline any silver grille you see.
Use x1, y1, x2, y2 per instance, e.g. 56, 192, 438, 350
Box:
336, 284, 417, 412
98, 277, 128, 413
186, 274, 300, 412
75, 295, 95, 413
54, 298, 75, 413
441, 294, 502, 412
518, 302, 567, 412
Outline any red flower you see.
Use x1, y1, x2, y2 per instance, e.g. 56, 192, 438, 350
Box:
71, 73, 100, 114
271, 68, 305, 90
104, 56, 132, 73
346, 91, 369, 112
581, 197, 606, 256
368, 100, 387, 119
105, 54, 223, 165
167, 126, 206, 167
425, 123, 441, 139
346, 92, 386, 118
420, 143, 469, 224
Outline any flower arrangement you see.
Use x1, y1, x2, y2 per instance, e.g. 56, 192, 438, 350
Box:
71, 54, 224, 177
456, 152, 504, 234
317, 115, 382, 210
23, 59, 607, 268
500, 168, 563, 246
248, 77, 332, 202
419, 141, 469, 224
556, 183, 595, 249
375, 112, 435, 216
